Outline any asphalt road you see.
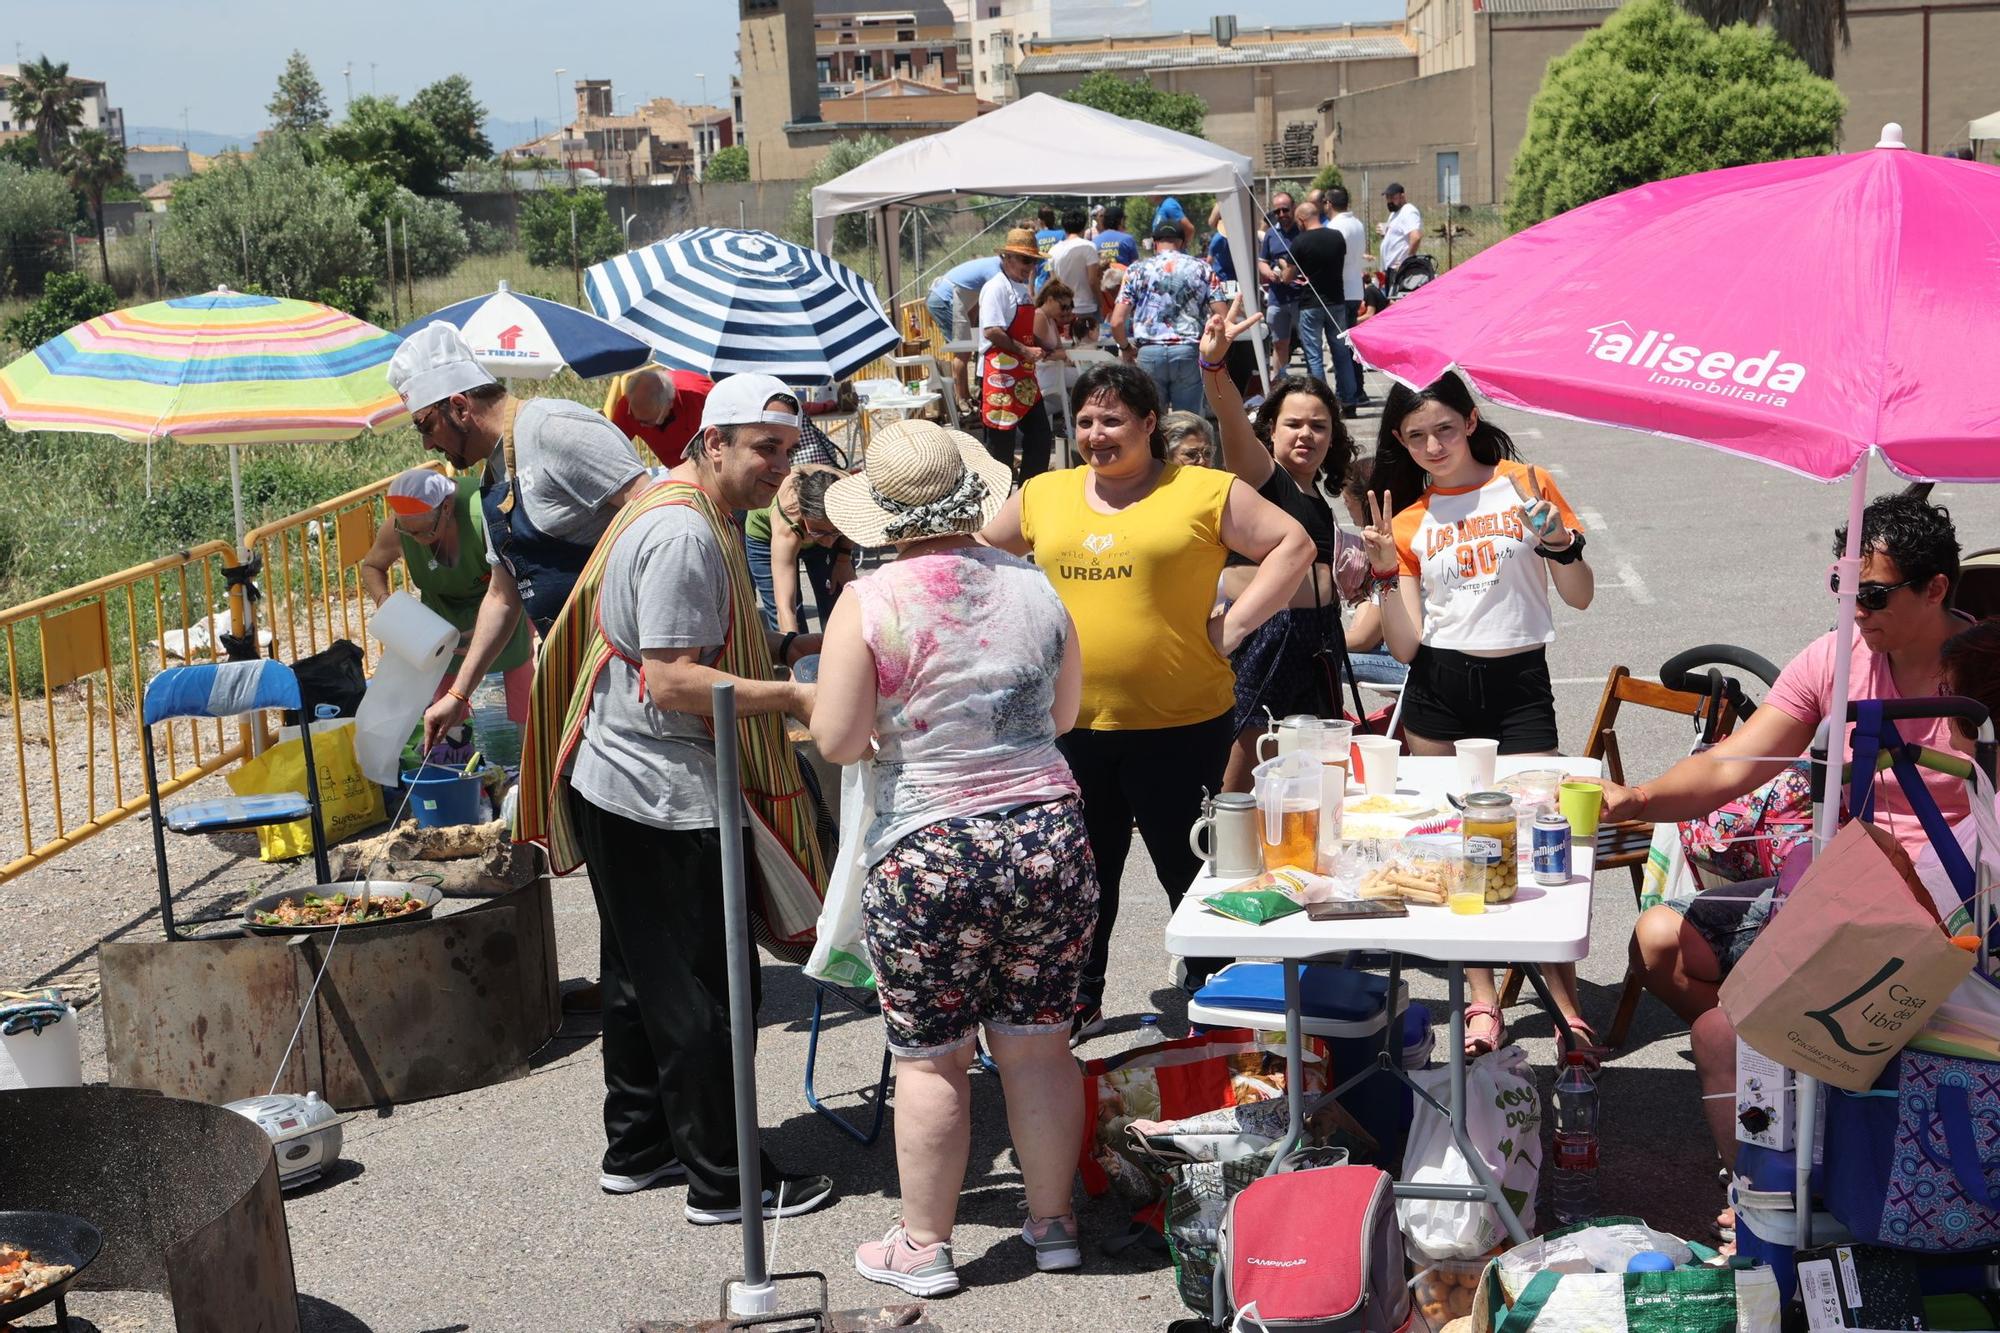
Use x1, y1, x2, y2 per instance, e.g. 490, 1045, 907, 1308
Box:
36, 396, 2000, 1333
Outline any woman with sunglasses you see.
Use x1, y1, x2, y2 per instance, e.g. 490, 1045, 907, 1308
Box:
360, 467, 534, 725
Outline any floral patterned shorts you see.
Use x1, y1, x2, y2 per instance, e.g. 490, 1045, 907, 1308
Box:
861, 796, 1099, 1058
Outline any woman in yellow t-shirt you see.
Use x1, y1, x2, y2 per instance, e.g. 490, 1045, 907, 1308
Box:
982, 361, 1314, 1040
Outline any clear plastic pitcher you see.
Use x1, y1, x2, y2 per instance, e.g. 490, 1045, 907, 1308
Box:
1253, 752, 1326, 871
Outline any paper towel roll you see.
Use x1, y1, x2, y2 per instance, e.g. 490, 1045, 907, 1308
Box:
354, 592, 458, 784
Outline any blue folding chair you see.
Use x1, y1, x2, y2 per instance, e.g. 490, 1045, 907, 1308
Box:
142, 661, 331, 940
804, 980, 894, 1146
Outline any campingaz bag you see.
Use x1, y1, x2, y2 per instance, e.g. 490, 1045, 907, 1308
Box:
1216, 1164, 1411, 1332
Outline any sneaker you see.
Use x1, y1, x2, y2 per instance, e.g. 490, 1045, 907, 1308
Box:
1021, 1213, 1083, 1272
1069, 1003, 1106, 1048
684, 1173, 835, 1226
855, 1223, 960, 1297
599, 1160, 686, 1194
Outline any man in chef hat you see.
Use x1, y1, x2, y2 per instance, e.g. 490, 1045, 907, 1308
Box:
387, 321, 649, 751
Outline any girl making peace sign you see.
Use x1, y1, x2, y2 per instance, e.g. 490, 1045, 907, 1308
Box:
1360, 372, 1601, 1061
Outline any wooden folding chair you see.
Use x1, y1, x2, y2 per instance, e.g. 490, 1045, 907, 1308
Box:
1500, 666, 1737, 1047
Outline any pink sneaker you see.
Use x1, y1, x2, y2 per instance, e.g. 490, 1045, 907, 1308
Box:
854, 1223, 959, 1297
1021, 1213, 1082, 1271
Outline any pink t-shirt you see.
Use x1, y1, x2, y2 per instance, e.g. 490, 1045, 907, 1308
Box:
1765, 628, 1969, 860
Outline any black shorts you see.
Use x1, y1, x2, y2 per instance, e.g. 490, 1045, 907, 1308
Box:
1401, 645, 1558, 754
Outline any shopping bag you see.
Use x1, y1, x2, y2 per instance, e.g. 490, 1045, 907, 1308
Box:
1638, 817, 1697, 912
1824, 1047, 2000, 1252
1080, 1028, 1326, 1204
1398, 1044, 1542, 1259
1473, 1219, 1779, 1333
225, 721, 384, 862
804, 760, 875, 990
1720, 818, 1973, 1092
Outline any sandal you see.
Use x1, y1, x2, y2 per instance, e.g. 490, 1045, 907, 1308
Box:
1562, 1016, 1612, 1073
1463, 1002, 1508, 1058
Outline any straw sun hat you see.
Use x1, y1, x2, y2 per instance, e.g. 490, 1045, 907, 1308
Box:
824, 419, 1013, 547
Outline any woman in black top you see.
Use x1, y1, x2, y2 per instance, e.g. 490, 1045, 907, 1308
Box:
1199, 305, 1369, 792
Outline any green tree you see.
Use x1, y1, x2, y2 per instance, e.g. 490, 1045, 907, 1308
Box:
267, 50, 331, 132
785, 133, 895, 251
159, 139, 376, 301
320, 94, 455, 196
703, 145, 750, 183
0, 161, 77, 295
1309, 163, 1346, 197
1506, 0, 1844, 231
519, 188, 622, 271
61, 129, 125, 281
1063, 71, 1206, 139
2, 269, 116, 352
1680, 0, 1848, 78
409, 74, 492, 168
0, 137, 40, 172
12, 56, 85, 170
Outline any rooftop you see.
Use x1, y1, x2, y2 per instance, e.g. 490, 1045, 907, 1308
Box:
1478, 0, 1622, 11
1018, 27, 1414, 75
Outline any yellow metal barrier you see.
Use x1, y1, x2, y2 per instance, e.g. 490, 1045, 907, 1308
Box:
244, 463, 442, 671
0, 541, 243, 881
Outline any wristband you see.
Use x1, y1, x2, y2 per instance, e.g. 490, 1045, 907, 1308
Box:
445, 686, 470, 706
1536, 531, 1587, 564
1198, 357, 1226, 372
1370, 566, 1400, 586
778, 631, 800, 664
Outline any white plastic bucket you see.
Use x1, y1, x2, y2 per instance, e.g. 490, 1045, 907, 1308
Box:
0, 1005, 82, 1089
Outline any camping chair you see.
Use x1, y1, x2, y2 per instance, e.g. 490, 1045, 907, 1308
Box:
804, 980, 894, 1146
142, 660, 330, 941
1955, 546, 2000, 620
1497, 663, 1739, 1047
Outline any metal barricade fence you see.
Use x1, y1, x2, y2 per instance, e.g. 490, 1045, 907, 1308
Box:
0, 541, 243, 880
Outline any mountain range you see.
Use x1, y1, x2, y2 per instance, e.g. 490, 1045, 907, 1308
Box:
125, 117, 552, 160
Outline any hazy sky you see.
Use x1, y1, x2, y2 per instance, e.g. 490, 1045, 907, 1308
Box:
9, 0, 1400, 138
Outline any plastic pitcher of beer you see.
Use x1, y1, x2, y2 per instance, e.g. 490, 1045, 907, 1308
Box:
1252, 752, 1325, 872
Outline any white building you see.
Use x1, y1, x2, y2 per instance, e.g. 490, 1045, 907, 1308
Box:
964, 0, 1052, 104
0, 64, 126, 145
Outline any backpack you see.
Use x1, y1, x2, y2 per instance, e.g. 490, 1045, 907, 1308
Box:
1217, 1164, 1412, 1331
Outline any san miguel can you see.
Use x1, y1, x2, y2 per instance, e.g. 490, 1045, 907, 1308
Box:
1532, 811, 1572, 886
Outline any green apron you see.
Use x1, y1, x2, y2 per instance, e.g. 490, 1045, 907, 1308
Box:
400, 473, 533, 675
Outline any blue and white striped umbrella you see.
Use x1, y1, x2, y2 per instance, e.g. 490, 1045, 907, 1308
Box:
396, 281, 652, 381
585, 228, 901, 386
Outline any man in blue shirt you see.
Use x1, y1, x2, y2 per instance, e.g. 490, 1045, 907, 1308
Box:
1094, 204, 1138, 267
1256, 192, 1301, 369
926, 254, 1002, 399
1150, 193, 1193, 249
1033, 204, 1064, 290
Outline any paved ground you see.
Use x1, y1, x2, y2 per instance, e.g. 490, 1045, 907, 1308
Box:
11, 394, 2000, 1332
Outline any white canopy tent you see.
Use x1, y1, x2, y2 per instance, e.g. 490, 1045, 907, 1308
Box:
810, 92, 1272, 388
1971, 109, 2000, 142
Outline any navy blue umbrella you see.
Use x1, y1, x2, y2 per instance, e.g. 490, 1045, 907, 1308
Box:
584, 228, 901, 386
396, 281, 652, 380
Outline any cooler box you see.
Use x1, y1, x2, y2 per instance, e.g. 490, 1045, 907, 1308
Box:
1189, 963, 1423, 1165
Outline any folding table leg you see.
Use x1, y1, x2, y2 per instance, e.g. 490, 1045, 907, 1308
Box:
1517, 963, 1578, 1058
1445, 962, 1531, 1245
1265, 961, 1307, 1177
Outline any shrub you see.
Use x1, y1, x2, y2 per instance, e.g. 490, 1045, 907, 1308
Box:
1063, 72, 1206, 139
0, 161, 77, 296
785, 134, 896, 250
387, 189, 468, 279
159, 139, 376, 299
466, 217, 511, 255
703, 145, 749, 183
1309, 163, 1346, 197
1506, 0, 1844, 229
520, 188, 623, 270
2, 269, 115, 353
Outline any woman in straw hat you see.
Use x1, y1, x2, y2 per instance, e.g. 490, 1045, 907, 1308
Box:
360, 466, 533, 725
813, 419, 1095, 1298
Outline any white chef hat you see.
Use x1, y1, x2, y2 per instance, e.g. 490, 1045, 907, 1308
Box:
387, 321, 497, 412
385, 467, 456, 517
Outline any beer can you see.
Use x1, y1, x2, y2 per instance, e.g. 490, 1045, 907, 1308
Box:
1532, 811, 1572, 886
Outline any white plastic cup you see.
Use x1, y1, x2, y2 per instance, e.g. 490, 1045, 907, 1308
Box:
1455, 738, 1500, 791
1355, 736, 1402, 795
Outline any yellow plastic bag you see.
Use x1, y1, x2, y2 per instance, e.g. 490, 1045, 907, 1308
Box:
226, 721, 385, 862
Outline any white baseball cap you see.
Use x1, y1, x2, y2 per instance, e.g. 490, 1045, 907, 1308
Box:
387, 321, 497, 412
699, 373, 800, 432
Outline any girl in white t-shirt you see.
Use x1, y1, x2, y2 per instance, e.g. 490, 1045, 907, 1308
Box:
1359, 372, 1601, 1060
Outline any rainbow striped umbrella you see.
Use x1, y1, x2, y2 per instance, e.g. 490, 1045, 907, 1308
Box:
0, 288, 409, 540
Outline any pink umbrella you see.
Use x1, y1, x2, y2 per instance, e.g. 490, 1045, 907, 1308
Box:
1353, 123, 2000, 1238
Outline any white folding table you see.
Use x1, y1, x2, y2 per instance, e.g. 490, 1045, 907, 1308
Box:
1164, 754, 1601, 1244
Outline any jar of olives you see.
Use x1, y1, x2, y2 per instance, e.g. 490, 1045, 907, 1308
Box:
1460, 791, 1518, 903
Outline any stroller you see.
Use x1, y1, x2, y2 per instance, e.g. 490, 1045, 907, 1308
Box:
1387, 254, 1438, 302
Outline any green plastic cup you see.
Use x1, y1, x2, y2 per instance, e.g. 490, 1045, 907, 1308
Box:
1559, 780, 1604, 838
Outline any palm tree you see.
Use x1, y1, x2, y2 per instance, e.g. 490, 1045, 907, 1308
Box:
1680, 0, 1849, 78
63, 130, 125, 282
10, 56, 86, 169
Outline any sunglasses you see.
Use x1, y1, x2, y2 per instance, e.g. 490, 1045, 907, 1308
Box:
1271, 206, 1293, 214
1828, 567, 1922, 611
412, 404, 455, 437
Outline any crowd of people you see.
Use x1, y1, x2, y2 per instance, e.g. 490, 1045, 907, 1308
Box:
367, 188, 1995, 1298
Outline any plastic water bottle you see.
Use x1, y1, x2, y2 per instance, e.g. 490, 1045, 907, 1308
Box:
467, 672, 521, 770
1552, 1051, 1600, 1226
1130, 1014, 1162, 1049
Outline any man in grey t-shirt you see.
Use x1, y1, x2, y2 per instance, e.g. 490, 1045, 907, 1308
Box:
386, 323, 649, 751
563, 372, 834, 1224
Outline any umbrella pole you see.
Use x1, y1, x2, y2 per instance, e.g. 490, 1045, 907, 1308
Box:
714, 681, 776, 1319
1794, 456, 1871, 1240
228, 445, 248, 554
